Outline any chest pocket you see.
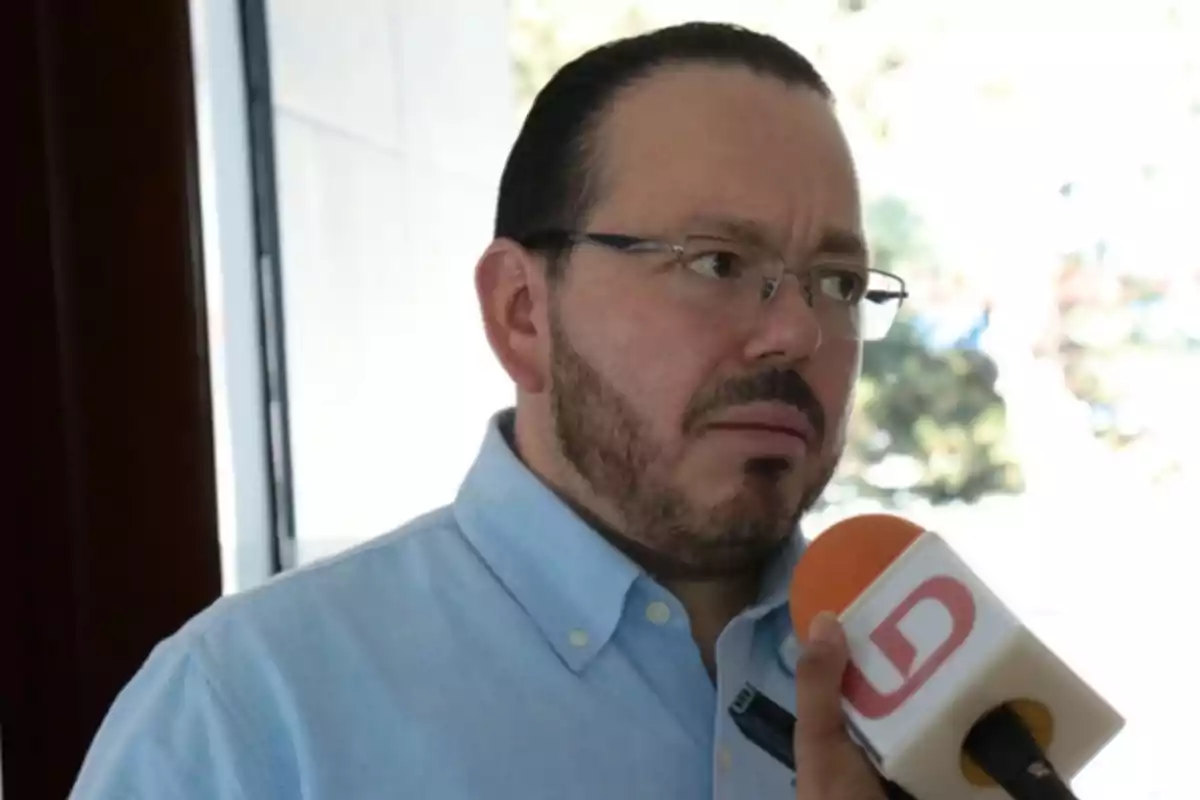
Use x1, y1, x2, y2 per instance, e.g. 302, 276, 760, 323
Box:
717, 633, 805, 799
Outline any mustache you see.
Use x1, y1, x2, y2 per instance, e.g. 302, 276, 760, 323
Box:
682, 368, 827, 442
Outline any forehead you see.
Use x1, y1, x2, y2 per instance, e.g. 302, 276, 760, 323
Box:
588, 63, 862, 241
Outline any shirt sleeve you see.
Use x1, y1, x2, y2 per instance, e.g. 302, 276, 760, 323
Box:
69, 637, 289, 799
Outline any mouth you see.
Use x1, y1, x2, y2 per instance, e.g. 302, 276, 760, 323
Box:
703, 403, 815, 444
699, 403, 815, 461
706, 422, 807, 439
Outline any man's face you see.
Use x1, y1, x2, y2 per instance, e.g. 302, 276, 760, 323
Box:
546, 64, 864, 578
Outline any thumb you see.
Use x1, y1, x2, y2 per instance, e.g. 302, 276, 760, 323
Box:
793, 610, 851, 745
793, 612, 891, 799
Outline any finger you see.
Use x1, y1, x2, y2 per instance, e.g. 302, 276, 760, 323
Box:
793, 610, 851, 745
793, 612, 887, 798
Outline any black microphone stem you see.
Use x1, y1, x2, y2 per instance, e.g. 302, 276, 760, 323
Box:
961, 704, 1081, 800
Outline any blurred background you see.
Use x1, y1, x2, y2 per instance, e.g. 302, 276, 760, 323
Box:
191, 1, 1200, 797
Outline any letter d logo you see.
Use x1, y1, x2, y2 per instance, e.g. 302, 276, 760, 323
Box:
843, 576, 975, 719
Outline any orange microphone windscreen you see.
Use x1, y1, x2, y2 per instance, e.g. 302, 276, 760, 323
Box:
790, 513, 925, 643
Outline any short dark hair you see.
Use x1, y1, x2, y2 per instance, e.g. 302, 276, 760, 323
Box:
494, 22, 832, 276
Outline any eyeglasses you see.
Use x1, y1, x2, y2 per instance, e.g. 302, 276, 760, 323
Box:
519, 229, 908, 342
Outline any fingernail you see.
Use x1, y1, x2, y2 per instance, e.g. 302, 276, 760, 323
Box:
808, 610, 839, 644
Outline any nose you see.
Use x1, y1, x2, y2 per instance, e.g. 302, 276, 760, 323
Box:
741, 273, 823, 364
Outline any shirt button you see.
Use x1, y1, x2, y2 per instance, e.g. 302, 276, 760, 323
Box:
717, 745, 732, 772
568, 629, 589, 648
645, 601, 671, 625
779, 634, 801, 671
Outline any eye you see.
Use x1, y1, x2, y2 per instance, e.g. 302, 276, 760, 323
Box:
813, 266, 866, 303
684, 250, 744, 280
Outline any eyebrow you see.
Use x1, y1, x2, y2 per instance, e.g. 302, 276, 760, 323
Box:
680, 213, 776, 249
681, 213, 869, 261
814, 227, 869, 260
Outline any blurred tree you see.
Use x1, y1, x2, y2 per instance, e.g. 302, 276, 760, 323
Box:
829, 196, 1023, 506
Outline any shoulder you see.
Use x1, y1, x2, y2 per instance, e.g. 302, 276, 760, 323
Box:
72, 505, 492, 798
161, 505, 473, 666
193, 505, 470, 633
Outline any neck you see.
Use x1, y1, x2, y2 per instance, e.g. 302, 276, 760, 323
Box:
662, 572, 761, 678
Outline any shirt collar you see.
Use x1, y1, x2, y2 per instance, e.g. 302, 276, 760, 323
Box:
454, 409, 808, 670
454, 410, 641, 672
756, 531, 805, 616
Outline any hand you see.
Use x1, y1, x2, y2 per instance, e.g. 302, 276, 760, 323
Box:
792, 612, 887, 800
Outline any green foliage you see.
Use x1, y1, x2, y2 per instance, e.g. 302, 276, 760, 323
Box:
826, 197, 1023, 507
834, 314, 1023, 505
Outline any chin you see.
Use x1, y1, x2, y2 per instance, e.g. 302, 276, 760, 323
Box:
713, 463, 799, 510
743, 455, 795, 479
696, 455, 796, 497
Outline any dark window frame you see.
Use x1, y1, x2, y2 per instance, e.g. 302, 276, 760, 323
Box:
239, 0, 297, 573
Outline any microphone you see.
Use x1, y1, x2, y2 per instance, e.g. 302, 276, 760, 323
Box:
732, 513, 1124, 799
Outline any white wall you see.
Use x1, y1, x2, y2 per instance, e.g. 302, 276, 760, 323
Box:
263, 0, 518, 562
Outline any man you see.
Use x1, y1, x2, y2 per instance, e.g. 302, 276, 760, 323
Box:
72, 21, 907, 799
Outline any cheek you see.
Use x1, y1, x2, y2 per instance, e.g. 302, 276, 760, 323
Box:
808, 340, 861, 450
567, 284, 726, 435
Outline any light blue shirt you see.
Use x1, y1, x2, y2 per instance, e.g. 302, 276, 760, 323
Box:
72, 410, 807, 799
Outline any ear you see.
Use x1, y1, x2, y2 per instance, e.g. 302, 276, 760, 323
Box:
475, 238, 552, 394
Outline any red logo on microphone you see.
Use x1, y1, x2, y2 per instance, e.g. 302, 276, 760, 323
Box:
843, 576, 976, 719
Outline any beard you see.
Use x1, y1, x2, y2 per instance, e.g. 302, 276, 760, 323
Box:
548, 307, 836, 579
